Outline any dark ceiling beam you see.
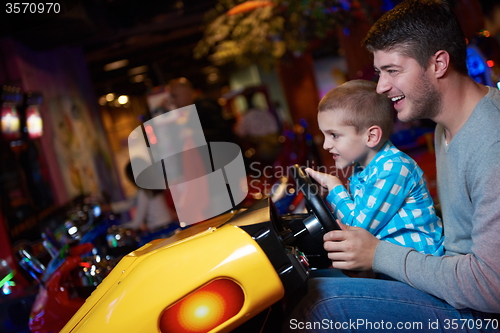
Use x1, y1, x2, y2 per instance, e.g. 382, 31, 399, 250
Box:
85, 24, 203, 64
82, 11, 206, 55
3, 0, 224, 96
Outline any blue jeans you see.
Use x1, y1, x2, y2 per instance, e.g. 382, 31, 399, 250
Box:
284, 277, 500, 332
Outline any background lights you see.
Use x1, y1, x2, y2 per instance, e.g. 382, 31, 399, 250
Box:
105, 93, 115, 102
100, 93, 130, 108
117, 95, 129, 105
103, 59, 129, 71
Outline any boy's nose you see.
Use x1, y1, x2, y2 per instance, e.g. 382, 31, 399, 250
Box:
323, 138, 332, 151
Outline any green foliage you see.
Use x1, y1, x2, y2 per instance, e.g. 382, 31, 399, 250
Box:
194, 0, 371, 69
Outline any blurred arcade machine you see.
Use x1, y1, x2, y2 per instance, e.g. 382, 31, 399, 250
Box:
467, 44, 495, 87
222, 85, 282, 165
0, 86, 51, 332
0, 87, 53, 243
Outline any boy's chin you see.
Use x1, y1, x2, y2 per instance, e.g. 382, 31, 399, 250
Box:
335, 161, 354, 170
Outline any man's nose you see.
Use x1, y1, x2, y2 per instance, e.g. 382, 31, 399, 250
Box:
376, 74, 391, 95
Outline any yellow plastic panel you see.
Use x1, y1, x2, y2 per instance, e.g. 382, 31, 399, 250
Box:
63, 213, 235, 331
61, 224, 284, 333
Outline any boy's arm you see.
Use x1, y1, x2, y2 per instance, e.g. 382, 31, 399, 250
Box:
327, 162, 412, 234
110, 194, 138, 213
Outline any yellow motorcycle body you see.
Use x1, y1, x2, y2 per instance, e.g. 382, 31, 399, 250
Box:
61, 199, 309, 333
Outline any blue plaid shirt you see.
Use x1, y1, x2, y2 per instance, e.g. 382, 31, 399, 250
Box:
326, 141, 444, 255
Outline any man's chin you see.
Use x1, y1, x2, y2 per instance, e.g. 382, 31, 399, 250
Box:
396, 110, 414, 123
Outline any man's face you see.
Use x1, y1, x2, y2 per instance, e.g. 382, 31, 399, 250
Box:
170, 84, 194, 109
373, 50, 442, 122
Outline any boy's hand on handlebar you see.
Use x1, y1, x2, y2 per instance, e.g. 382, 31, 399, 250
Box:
305, 168, 343, 193
323, 222, 380, 271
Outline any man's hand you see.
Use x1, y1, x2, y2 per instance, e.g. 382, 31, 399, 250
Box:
305, 168, 343, 193
323, 222, 380, 271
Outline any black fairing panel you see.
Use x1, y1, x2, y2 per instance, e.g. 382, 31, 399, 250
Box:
225, 198, 308, 295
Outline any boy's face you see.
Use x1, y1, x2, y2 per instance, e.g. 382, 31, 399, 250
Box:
373, 49, 441, 122
318, 110, 371, 169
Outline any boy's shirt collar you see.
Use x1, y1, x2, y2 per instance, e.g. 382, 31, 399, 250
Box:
350, 140, 393, 183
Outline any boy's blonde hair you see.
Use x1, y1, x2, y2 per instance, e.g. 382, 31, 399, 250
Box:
318, 80, 394, 140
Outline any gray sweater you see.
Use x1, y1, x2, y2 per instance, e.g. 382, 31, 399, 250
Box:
373, 87, 500, 313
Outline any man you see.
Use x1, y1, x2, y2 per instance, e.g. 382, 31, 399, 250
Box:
285, 0, 500, 330
169, 77, 236, 143
169, 77, 196, 109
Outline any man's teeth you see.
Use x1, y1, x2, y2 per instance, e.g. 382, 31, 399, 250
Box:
391, 96, 404, 102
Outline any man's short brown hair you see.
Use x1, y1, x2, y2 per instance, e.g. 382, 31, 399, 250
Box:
318, 80, 394, 140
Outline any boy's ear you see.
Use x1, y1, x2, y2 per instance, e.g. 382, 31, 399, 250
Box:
365, 125, 383, 148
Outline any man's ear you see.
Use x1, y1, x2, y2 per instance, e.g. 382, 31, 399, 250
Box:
366, 125, 383, 148
433, 50, 450, 79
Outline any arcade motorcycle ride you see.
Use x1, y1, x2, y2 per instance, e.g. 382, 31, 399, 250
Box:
60, 165, 340, 333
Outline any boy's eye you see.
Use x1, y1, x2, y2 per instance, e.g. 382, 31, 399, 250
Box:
331, 133, 338, 138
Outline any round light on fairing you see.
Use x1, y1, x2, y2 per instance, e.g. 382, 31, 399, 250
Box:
160, 279, 245, 333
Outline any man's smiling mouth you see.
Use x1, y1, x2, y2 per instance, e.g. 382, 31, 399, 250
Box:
390, 95, 405, 102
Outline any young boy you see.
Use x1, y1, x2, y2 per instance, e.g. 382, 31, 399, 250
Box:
306, 79, 444, 255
